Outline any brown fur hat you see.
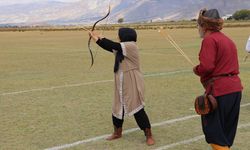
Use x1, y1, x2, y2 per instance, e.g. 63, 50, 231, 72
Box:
198, 9, 224, 31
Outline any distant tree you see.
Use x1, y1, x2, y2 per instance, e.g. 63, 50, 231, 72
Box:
232, 9, 250, 20
118, 18, 124, 24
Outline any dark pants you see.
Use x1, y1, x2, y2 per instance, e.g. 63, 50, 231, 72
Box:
202, 92, 241, 147
112, 108, 151, 130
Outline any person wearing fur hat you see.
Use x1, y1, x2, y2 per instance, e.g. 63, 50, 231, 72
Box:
89, 28, 155, 146
193, 9, 243, 150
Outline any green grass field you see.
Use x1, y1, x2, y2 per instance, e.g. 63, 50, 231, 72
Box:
0, 27, 250, 150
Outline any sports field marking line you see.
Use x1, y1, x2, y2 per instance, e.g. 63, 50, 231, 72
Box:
0, 80, 113, 96
44, 115, 199, 150
44, 103, 250, 150
240, 103, 250, 107
144, 70, 190, 77
140, 52, 196, 58
189, 103, 250, 111
240, 61, 250, 65
0, 70, 191, 96
154, 123, 250, 150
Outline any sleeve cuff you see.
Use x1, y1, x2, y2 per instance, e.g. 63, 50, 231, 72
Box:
96, 38, 102, 44
193, 66, 200, 76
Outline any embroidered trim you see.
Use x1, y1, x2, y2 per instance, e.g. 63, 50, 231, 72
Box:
120, 43, 127, 56
119, 72, 124, 117
112, 112, 123, 120
127, 104, 145, 116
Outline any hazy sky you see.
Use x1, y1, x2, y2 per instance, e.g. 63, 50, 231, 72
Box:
0, 0, 81, 6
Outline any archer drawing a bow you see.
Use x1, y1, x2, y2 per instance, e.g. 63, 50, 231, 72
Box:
244, 35, 250, 62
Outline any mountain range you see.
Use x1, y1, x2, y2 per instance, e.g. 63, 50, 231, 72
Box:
0, 0, 249, 26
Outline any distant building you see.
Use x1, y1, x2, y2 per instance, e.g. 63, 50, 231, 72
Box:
152, 18, 163, 22
222, 14, 233, 20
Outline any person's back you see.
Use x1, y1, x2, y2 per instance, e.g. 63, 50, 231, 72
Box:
193, 8, 243, 150
199, 31, 242, 96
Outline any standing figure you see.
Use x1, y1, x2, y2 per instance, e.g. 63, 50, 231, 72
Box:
193, 9, 243, 150
89, 28, 155, 146
245, 35, 250, 53
244, 35, 250, 61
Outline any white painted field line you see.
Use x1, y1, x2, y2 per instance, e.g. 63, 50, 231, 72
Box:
240, 61, 250, 65
44, 115, 198, 150
154, 135, 205, 150
154, 123, 250, 150
144, 70, 190, 77
240, 103, 250, 107
44, 102, 250, 150
151, 115, 198, 127
189, 102, 250, 111
0, 80, 113, 96
0, 69, 191, 96
140, 52, 196, 58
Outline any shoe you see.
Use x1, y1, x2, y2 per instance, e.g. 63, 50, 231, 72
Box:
144, 128, 155, 146
106, 126, 122, 141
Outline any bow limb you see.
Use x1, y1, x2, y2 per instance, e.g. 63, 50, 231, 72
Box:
88, 5, 111, 68
243, 53, 249, 62
88, 38, 94, 67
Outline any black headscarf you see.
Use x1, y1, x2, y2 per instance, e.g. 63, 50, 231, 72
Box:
114, 28, 137, 72
118, 28, 137, 42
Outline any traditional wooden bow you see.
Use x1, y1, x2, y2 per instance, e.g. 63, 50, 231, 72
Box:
243, 53, 249, 62
88, 5, 111, 68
